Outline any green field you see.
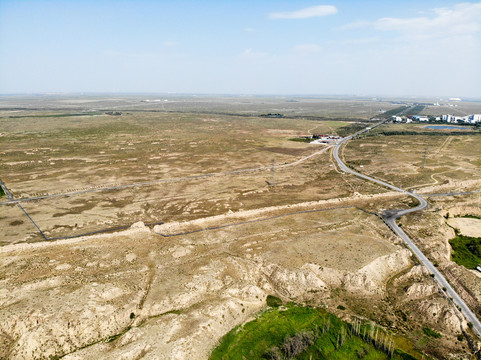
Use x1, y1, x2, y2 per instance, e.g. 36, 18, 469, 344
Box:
210, 303, 421, 360
450, 234, 481, 269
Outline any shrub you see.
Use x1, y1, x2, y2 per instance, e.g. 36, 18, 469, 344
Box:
282, 331, 315, 358
266, 295, 283, 307
423, 327, 441, 338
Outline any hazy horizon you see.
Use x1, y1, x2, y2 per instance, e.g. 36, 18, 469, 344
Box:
1, 93, 481, 102
1, 1, 480, 98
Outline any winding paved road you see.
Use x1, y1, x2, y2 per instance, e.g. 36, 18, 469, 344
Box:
3, 117, 479, 335
333, 122, 481, 337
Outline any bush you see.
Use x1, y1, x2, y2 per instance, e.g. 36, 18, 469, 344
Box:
288, 137, 311, 143
262, 347, 283, 360
356, 346, 368, 358
394, 349, 419, 360
282, 331, 315, 358
266, 295, 283, 307
423, 327, 441, 338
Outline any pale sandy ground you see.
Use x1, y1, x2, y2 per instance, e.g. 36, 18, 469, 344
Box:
0, 203, 414, 359
417, 179, 481, 195
1, 183, 477, 359
0, 190, 401, 252
447, 217, 481, 238
1, 196, 469, 359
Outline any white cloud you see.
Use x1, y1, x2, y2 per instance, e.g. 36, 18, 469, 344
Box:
163, 41, 179, 47
269, 5, 337, 19
343, 2, 481, 40
373, 3, 481, 38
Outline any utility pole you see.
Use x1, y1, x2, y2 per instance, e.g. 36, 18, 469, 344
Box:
269, 159, 275, 186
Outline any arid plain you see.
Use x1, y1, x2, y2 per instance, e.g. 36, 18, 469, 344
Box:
1, 96, 480, 359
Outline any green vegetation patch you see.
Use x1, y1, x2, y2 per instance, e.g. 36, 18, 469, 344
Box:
449, 234, 481, 269
455, 214, 481, 220
336, 123, 369, 137
394, 349, 419, 360
288, 138, 311, 143
405, 105, 425, 116
422, 328, 441, 339
210, 304, 421, 360
381, 106, 409, 118
373, 131, 480, 137
8, 112, 102, 119
266, 295, 283, 308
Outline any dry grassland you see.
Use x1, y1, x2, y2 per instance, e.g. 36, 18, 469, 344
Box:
343, 126, 481, 190
0, 95, 397, 119
1, 98, 480, 359
1, 111, 385, 245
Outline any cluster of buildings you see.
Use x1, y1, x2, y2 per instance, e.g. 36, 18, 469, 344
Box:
392, 114, 481, 125
308, 134, 341, 144
440, 114, 481, 124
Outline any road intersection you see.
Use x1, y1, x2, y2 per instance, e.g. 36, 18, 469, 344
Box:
333, 122, 481, 337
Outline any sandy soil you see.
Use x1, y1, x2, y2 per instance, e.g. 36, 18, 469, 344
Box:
447, 217, 481, 237
1, 102, 478, 359
0, 206, 412, 359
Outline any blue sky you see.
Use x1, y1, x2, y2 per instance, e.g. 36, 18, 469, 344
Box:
1, 1, 480, 97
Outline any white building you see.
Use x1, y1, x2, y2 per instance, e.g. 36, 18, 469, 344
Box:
468, 114, 481, 123
440, 114, 481, 124
442, 114, 454, 123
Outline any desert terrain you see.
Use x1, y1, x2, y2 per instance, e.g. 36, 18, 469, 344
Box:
1, 96, 481, 359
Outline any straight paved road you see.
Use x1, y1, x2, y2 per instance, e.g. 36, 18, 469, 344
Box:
333, 123, 481, 337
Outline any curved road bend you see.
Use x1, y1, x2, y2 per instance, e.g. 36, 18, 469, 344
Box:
333, 124, 481, 337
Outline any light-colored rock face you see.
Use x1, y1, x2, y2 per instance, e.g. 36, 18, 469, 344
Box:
308, 249, 412, 296
447, 217, 481, 238
415, 300, 465, 334
405, 283, 437, 300
0, 209, 412, 359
